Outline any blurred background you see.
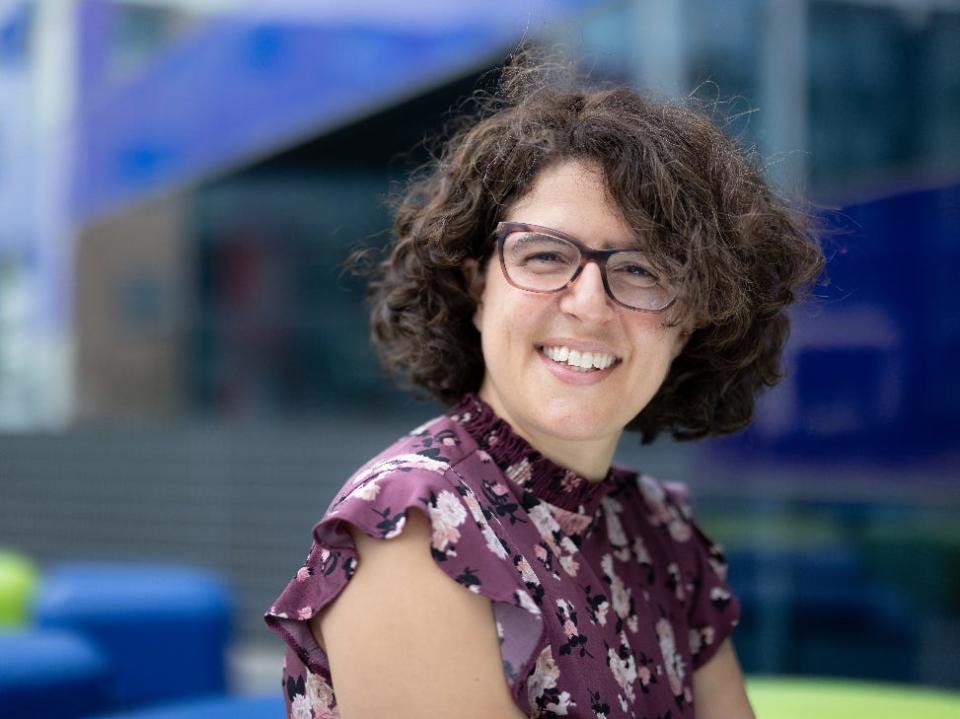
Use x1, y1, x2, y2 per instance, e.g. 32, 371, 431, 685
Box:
0, 0, 958, 712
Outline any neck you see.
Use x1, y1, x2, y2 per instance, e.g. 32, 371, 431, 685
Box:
478, 383, 619, 482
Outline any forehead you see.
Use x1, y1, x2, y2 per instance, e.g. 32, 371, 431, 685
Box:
505, 159, 643, 251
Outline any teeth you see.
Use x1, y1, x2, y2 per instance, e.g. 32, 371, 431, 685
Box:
541, 345, 618, 371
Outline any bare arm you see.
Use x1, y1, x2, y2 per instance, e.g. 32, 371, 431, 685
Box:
692, 638, 756, 719
309, 508, 527, 719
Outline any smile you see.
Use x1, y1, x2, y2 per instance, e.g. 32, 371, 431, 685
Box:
536, 344, 622, 372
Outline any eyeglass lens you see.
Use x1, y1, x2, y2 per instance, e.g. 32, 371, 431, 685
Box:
501, 229, 674, 311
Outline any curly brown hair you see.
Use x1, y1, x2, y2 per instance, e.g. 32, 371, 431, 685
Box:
361, 50, 826, 444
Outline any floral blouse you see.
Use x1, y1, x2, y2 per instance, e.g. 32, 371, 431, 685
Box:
264, 393, 740, 719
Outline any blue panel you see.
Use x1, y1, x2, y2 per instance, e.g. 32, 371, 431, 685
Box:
709, 182, 960, 462
72, 1, 601, 222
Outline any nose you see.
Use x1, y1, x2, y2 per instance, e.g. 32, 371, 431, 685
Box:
558, 260, 615, 322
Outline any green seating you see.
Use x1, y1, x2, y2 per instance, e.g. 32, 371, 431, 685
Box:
0, 549, 38, 627
746, 676, 960, 719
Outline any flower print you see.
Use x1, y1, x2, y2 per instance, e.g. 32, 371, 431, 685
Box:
702, 625, 716, 646
527, 645, 560, 701
516, 588, 542, 617
296, 566, 312, 582
362, 505, 407, 540
606, 631, 638, 702
600, 554, 633, 626
527, 645, 575, 718
667, 516, 693, 542
477, 449, 493, 464
461, 488, 484, 518
515, 555, 540, 585
290, 693, 313, 719
534, 544, 548, 562
638, 474, 693, 543
306, 669, 338, 719
544, 691, 575, 716
480, 479, 523, 526
666, 562, 685, 602
558, 554, 580, 577
551, 506, 592, 538
491, 481, 511, 497
632, 536, 651, 565
513, 554, 544, 606
428, 490, 467, 552
656, 617, 686, 700
352, 480, 381, 501
560, 469, 580, 493
633, 536, 656, 585
528, 503, 582, 578
461, 488, 508, 559
297, 606, 313, 621
596, 599, 610, 627
710, 585, 732, 610
330, 452, 451, 515
589, 688, 611, 719
506, 457, 532, 486
556, 599, 592, 659
707, 543, 730, 580
638, 663, 652, 687
689, 624, 719, 666
601, 496, 629, 550
584, 584, 611, 627
455, 566, 481, 592
352, 453, 448, 486
481, 523, 508, 559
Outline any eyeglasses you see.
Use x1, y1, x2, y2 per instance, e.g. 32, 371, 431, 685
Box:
493, 222, 678, 312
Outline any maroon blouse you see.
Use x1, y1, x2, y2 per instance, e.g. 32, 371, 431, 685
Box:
265, 393, 740, 718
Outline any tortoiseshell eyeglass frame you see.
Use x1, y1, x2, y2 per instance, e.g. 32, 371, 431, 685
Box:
492, 221, 678, 313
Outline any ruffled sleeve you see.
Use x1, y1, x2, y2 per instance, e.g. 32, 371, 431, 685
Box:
264, 451, 545, 715
660, 480, 742, 671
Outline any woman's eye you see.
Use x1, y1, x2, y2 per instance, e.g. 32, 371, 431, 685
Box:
526, 252, 565, 263
620, 264, 653, 277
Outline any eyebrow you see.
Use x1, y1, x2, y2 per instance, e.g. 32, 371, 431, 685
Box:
510, 233, 571, 249
535, 226, 648, 252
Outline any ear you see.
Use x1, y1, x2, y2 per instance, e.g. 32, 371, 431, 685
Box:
463, 258, 486, 331
671, 327, 692, 361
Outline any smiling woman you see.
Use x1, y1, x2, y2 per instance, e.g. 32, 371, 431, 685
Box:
264, 49, 824, 719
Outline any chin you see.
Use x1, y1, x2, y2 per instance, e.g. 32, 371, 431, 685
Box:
532, 396, 623, 441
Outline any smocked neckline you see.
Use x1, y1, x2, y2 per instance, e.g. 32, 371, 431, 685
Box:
449, 393, 622, 517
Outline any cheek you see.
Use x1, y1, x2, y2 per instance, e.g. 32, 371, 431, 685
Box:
628, 320, 685, 366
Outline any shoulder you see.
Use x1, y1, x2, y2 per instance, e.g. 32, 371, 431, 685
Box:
314, 507, 527, 718
324, 412, 483, 534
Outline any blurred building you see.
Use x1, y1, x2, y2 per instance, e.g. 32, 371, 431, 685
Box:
1, 0, 958, 689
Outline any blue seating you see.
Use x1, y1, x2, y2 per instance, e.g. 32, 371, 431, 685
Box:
33, 562, 233, 711
88, 694, 284, 719
0, 629, 110, 719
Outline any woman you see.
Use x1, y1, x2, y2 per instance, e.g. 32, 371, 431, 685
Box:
265, 55, 824, 719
